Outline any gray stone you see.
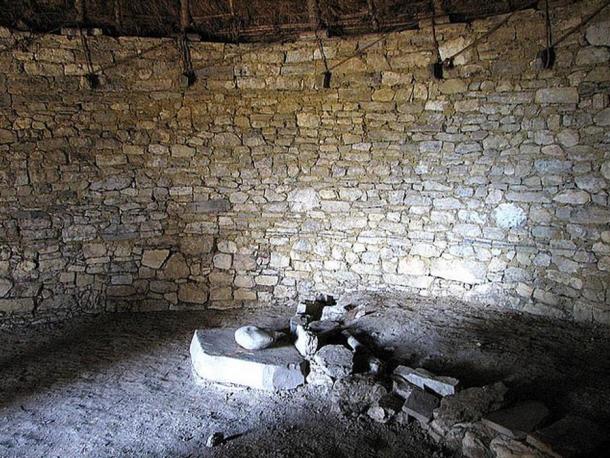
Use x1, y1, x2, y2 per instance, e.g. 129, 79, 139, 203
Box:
594, 108, 610, 126
553, 190, 590, 205
493, 203, 526, 229
403, 386, 439, 424
320, 304, 349, 321
234, 325, 275, 350
141, 249, 170, 269
482, 401, 549, 439
601, 161, 610, 180
0, 277, 12, 297
190, 329, 307, 390
193, 199, 231, 213
313, 345, 353, 379
434, 382, 507, 430
535, 88, 578, 104
585, 20, 610, 46
393, 366, 459, 397
367, 393, 404, 424
0, 298, 34, 313
526, 415, 605, 457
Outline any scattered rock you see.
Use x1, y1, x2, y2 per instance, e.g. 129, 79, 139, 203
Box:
332, 374, 388, 416
526, 415, 606, 457
313, 344, 353, 380
367, 393, 404, 424
206, 432, 224, 447
434, 382, 507, 431
402, 386, 440, 424
289, 313, 311, 335
394, 366, 459, 396
482, 401, 549, 439
295, 325, 318, 357
0, 277, 13, 298
490, 436, 542, 458
234, 325, 276, 350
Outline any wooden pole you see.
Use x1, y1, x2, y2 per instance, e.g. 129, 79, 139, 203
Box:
180, 0, 190, 32
75, 0, 85, 24
307, 0, 320, 30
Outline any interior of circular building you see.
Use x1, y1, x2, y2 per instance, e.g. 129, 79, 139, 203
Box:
1, 1, 609, 457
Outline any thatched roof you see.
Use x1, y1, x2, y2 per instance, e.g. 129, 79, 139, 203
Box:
0, 0, 564, 42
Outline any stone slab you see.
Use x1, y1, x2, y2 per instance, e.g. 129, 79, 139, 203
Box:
190, 329, 308, 391
403, 386, 439, 424
526, 415, 606, 458
394, 365, 459, 396
482, 401, 549, 439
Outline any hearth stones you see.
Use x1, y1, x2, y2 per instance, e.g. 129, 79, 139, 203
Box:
191, 329, 307, 390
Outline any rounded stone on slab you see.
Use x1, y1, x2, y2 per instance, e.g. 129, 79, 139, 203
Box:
234, 325, 275, 350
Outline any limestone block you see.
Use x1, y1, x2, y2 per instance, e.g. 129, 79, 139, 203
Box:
0, 277, 13, 297
394, 366, 459, 396
493, 203, 526, 229
141, 249, 170, 269
296, 112, 319, 128
161, 253, 190, 279
594, 108, 610, 126
535, 87, 578, 104
190, 329, 307, 390
213, 253, 232, 270
178, 283, 208, 304
0, 298, 34, 313
288, 188, 320, 211
430, 259, 487, 284
585, 20, 610, 46
553, 190, 590, 205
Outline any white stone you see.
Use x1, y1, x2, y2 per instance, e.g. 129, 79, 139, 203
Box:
394, 365, 459, 396
234, 325, 275, 350
190, 329, 306, 390
288, 188, 320, 211
493, 203, 527, 229
430, 259, 487, 284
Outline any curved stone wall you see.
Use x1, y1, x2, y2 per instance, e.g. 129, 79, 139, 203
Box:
0, 0, 608, 324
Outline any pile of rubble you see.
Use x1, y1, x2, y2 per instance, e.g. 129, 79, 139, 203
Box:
191, 295, 607, 457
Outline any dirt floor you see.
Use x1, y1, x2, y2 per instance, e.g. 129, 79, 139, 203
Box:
1, 292, 609, 457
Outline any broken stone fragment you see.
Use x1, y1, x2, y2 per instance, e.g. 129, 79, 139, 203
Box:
296, 299, 326, 320
434, 382, 507, 431
332, 375, 388, 417
482, 401, 549, 439
234, 325, 276, 350
289, 313, 311, 335
393, 365, 459, 396
343, 330, 384, 375
313, 344, 354, 380
392, 376, 416, 400
490, 436, 542, 458
526, 415, 606, 458
320, 304, 350, 321
190, 329, 307, 390
367, 393, 404, 423
402, 386, 440, 424
294, 324, 318, 357
206, 432, 224, 447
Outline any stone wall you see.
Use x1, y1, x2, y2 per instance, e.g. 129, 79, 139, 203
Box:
0, 0, 609, 325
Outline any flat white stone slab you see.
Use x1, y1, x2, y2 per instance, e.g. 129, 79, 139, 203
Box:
190, 329, 308, 391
